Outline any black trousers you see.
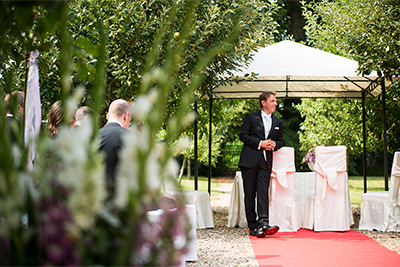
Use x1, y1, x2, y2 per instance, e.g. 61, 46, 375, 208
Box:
241, 156, 271, 230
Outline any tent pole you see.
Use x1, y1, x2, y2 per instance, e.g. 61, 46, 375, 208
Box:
194, 99, 198, 190
285, 76, 290, 97
208, 95, 213, 195
381, 77, 389, 191
362, 90, 367, 193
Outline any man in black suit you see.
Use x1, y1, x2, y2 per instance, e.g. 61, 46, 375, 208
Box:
99, 99, 131, 197
238, 91, 284, 238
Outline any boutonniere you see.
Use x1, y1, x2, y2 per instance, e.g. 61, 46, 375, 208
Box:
274, 127, 279, 130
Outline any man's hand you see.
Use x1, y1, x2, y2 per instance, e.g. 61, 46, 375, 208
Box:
260, 139, 276, 151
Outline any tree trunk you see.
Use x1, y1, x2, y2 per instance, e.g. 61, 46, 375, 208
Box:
178, 156, 187, 184
187, 156, 191, 180
290, 1, 306, 42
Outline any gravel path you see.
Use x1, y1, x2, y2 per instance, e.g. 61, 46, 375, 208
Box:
186, 182, 400, 266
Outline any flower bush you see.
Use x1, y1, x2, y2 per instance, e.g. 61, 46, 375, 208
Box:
302, 146, 317, 163
302, 145, 330, 164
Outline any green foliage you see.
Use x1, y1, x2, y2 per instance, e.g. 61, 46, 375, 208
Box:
296, 98, 363, 152
1, 1, 281, 169
303, 0, 400, 80
44, 0, 278, 122
1, 0, 257, 266
297, 0, 400, 164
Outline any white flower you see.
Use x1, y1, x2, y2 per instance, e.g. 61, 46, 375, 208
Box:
182, 112, 196, 126
147, 88, 159, 104
162, 158, 179, 192
114, 132, 140, 208
145, 145, 162, 192
131, 95, 152, 121
165, 157, 179, 179
171, 136, 191, 155
45, 126, 105, 230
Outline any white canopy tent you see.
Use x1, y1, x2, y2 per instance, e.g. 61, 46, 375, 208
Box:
194, 41, 391, 194
213, 40, 382, 99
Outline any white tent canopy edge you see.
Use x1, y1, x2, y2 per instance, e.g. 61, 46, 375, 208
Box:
212, 40, 384, 99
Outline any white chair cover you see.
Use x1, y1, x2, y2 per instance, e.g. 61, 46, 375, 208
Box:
167, 190, 214, 229
303, 146, 353, 231
269, 147, 301, 232
227, 171, 247, 227
359, 151, 400, 232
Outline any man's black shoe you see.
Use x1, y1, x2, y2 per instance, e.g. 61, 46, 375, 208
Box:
249, 228, 258, 236
257, 225, 280, 238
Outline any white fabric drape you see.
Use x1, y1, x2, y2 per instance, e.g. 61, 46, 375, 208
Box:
167, 190, 214, 229
269, 147, 301, 232
314, 149, 347, 202
227, 171, 247, 227
24, 50, 42, 167
270, 158, 295, 203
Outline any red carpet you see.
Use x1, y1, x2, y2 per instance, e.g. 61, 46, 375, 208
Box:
250, 229, 400, 267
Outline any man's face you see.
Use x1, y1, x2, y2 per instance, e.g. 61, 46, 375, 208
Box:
262, 94, 277, 114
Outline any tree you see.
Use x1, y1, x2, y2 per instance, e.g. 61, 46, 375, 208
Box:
303, 0, 400, 79
296, 0, 400, 173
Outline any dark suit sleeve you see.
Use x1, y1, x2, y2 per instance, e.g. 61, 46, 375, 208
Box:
239, 113, 262, 150
273, 119, 284, 151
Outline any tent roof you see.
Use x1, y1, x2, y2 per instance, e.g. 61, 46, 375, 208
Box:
212, 41, 382, 99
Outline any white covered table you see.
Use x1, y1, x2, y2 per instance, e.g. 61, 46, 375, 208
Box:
227, 171, 247, 227
167, 190, 214, 229
228, 171, 317, 228
294, 172, 315, 225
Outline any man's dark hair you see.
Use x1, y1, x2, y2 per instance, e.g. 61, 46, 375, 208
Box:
258, 91, 276, 108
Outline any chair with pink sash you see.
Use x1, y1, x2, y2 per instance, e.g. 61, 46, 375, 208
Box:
269, 147, 301, 232
303, 146, 353, 231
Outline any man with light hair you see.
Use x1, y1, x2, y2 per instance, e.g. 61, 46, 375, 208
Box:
73, 106, 93, 128
98, 99, 131, 197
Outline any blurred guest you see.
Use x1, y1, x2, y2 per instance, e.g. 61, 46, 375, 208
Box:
4, 91, 25, 145
73, 106, 93, 128
47, 100, 76, 138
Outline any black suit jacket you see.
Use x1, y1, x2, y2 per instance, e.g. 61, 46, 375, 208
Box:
6, 115, 23, 147
238, 111, 284, 170
98, 122, 129, 186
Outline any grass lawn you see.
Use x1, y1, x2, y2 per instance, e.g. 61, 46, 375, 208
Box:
178, 175, 388, 206
348, 176, 386, 206
178, 176, 225, 201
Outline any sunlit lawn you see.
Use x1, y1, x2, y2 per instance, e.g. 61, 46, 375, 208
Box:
178, 176, 224, 201
178, 175, 388, 206
348, 176, 386, 206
